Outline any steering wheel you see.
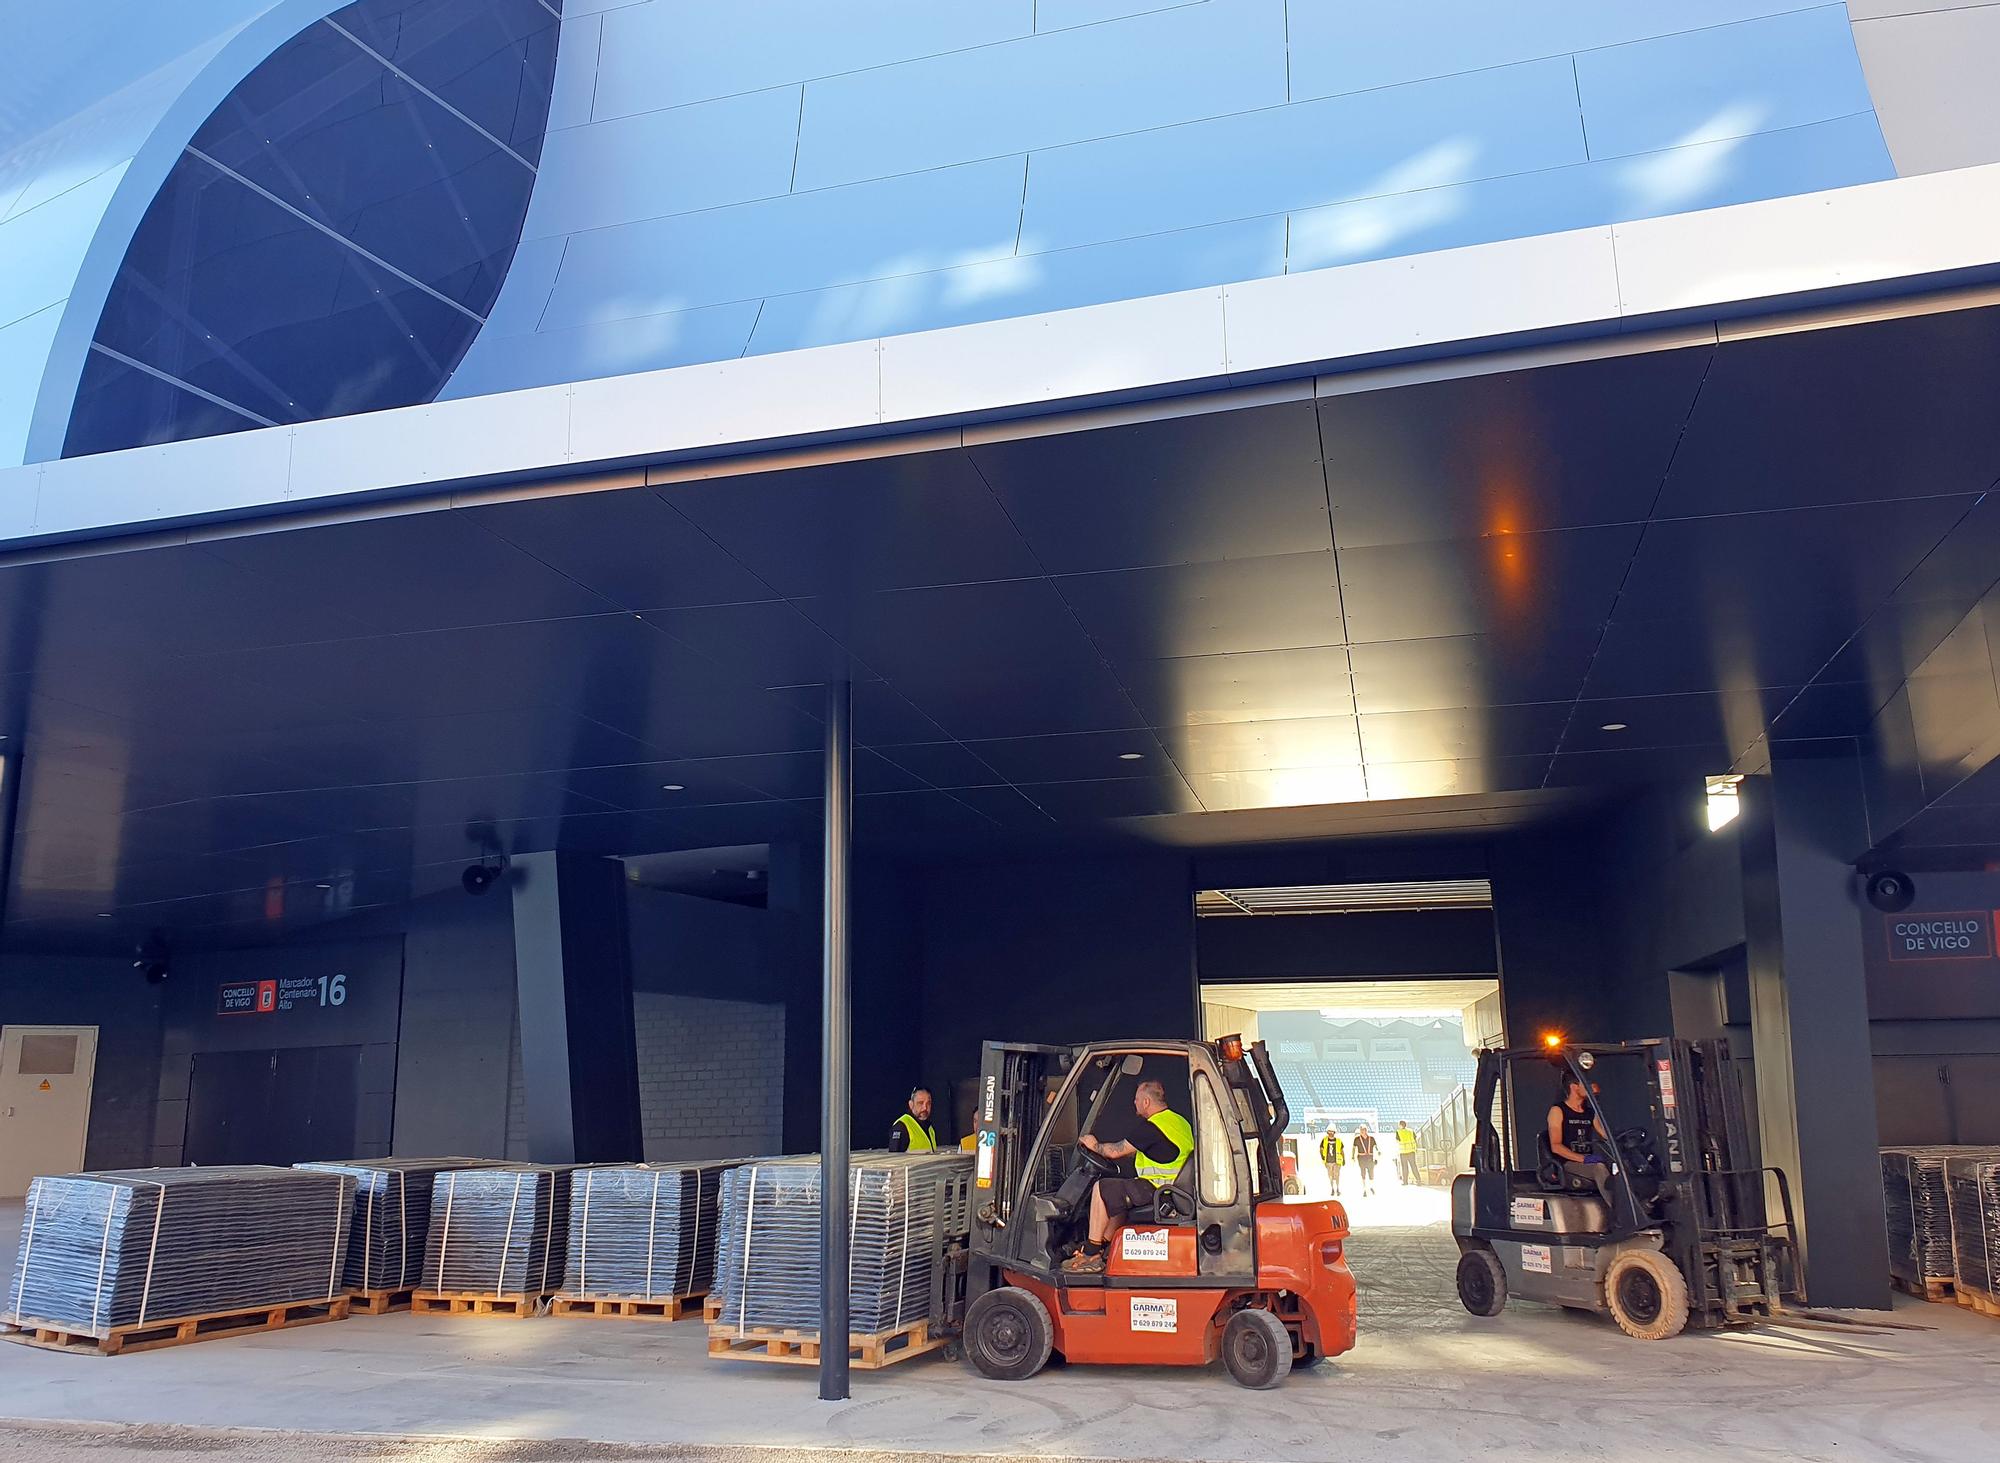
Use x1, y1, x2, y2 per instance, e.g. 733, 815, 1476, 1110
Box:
1614, 1126, 1660, 1177
1077, 1143, 1120, 1179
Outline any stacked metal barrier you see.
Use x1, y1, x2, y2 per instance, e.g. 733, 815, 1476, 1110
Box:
563, 1163, 736, 1299
419, 1165, 574, 1296
1882, 1149, 1945, 1286
713, 1151, 971, 1334
5, 1167, 353, 1336
1945, 1153, 2000, 1303
296, 1158, 504, 1292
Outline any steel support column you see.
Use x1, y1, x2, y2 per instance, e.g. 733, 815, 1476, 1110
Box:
819, 680, 853, 1402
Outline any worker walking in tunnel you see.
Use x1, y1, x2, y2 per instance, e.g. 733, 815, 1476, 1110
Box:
1060, 1079, 1193, 1274
1352, 1124, 1378, 1196
1319, 1124, 1345, 1196
889, 1086, 938, 1152
1395, 1119, 1419, 1185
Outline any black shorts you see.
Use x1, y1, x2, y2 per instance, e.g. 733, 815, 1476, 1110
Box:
1096, 1177, 1158, 1219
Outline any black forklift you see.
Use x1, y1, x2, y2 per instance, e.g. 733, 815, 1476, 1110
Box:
1451, 1037, 1803, 1339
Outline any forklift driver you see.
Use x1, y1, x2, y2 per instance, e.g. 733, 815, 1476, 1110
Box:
1060, 1079, 1194, 1274
1548, 1073, 1614, 1206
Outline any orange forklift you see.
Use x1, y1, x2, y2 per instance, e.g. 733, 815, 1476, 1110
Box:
959, 1036, 1356, 1388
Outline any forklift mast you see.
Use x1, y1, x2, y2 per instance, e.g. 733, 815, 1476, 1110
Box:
971, 1040, 1074, 1229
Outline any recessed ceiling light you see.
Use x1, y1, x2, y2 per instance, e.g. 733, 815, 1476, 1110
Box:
94, 912, 112, 919
315, 883, 333, 890
1600, 723, 1628, 732
1118, 752, 1145, 761
660, 783, 685, 791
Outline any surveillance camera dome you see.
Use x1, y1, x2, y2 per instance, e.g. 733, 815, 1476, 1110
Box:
1864, 870, 1916, 914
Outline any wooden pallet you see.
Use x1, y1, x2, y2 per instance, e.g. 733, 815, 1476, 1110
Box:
1956, 1283, 2000, 1319
1891, 1274, 1957, 1303
706, 1317, 945, 1370
551, 1290, 708, 1322
347, 1286, 418, 1316
410, 1290, 544, 1318
0, 1295, 349, 1357
703, 1293, 723, 1323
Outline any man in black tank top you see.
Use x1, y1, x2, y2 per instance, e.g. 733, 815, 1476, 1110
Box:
1547, 1074, 1613, 1207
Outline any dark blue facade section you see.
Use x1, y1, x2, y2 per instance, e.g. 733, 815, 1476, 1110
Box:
62, 0, 558, 459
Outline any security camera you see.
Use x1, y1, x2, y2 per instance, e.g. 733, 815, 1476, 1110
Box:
1864, 870, 1916, 914
462, 861, 500, 896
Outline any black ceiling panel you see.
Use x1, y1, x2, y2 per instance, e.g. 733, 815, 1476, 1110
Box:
1119, 644, 1355, 727
1056, 551, 1343, 663
661, 450, 1042, 595
1337, 522, 1643, 644
466, 484, 776, 610
1657, 307, 2000, 518
968, 398, 1331, 573
1348, 628, 1601, 714
1318, 344, 1709, 547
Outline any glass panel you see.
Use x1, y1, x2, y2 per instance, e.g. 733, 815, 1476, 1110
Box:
18, 1034, 78, 1076
1194, 1072, 1236, 1207
61, 0, 554, 459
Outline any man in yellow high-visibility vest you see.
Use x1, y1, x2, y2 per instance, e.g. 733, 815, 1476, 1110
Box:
1061, 1079, 1192, 1275
889, 1087, 938, 1152
1395, 1119, 1420, 1185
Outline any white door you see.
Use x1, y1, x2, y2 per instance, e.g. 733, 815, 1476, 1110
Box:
0, 1026, 99, 1197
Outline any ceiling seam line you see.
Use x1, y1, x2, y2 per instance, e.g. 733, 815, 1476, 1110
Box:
1544, 346, 1719, 784
1765, 485, 2000, 740
1310, 376, 1365, 799
960, 450, 1200, 811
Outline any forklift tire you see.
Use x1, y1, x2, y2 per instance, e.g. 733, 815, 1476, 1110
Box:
1604, 1250, 1690, 1341
1456, 1249, 1507, 1317
1221, 1309, 1293, 1390
963, 1287, 1054, 1381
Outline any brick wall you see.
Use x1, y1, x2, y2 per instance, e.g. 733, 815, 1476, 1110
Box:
633, 991, 784, 1160
503, 991, 784, 1160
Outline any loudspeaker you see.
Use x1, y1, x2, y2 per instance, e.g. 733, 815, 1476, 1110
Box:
1864, 870, 1916, 914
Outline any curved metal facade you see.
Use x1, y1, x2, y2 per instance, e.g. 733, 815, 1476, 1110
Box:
0, 0, 1911, 463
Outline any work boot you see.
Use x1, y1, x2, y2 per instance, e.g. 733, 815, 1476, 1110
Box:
1062, 1250, 1105, 1274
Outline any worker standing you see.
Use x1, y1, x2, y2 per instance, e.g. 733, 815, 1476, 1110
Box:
1395, 1119, 1419, 1186
889, 1086, 938, 1152
1352, 1124, 1378, 1196
1318, 1125, 1345, 1197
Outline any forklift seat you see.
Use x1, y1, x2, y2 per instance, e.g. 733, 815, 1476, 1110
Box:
1535, 1133, 1599, 1195
1124, 1161, 1199, 1226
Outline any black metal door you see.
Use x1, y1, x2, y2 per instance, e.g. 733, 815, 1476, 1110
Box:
184, 1045, 361, 1165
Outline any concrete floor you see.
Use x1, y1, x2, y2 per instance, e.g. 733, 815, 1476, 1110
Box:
3, 1198, 1999, 1462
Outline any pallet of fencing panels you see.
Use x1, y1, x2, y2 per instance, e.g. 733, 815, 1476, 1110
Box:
296, 1157, 508, 1315
1946, 1153, 2000, 1320
414, 1165, 573, 1316
708, 1152, 971, 1367
552, 1162, 736, 1322
1880, 1147, 1994, 1301
2, 1167, 353, 1355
